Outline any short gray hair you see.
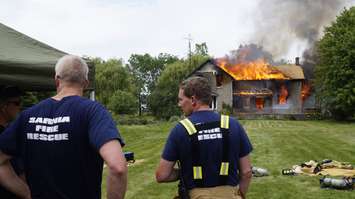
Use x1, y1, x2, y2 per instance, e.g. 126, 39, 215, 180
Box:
55, 55, 89, 84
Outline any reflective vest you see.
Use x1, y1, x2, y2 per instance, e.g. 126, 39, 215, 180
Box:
179, 114, 230, 187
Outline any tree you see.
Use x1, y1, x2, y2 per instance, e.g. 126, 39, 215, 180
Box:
128, 53, 179, 93
128, 53, 179, 114
107, 90, 138, 114
148, 55, 209, 119
94, 58, 138, 114
316, 7, 355, 120
194, 42, 209, 56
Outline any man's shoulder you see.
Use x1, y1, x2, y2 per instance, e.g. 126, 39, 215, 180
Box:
173, 120, 186, 132
21, 98, 51, 116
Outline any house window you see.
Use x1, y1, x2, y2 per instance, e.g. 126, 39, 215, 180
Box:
216, 74, 223, 87
210, 96, 217, 110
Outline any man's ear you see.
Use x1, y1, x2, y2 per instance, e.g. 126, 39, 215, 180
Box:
191, 96, 196, 106
55, 76, 60, 88
84, 80, 89, 89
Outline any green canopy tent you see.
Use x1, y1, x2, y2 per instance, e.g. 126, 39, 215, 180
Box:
0, 22, 95, 98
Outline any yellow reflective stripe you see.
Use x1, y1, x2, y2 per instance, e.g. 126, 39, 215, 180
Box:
220, 115, 229, 129
180, 118, 197, 135
220, 162, 229, 175
193, 166, 203, 179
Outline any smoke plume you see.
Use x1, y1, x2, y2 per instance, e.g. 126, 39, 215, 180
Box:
252, 0, 348, 58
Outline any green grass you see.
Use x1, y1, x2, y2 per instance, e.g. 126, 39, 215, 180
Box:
102, 120, 355, 199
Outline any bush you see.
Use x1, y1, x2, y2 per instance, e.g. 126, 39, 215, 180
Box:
113, 114, 157, 125
220, 102, 233, 115
108, 90, 138, 115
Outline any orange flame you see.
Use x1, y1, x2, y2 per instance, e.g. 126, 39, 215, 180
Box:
255, 98, 264, 109
301, 82, 311, 102
279, 85, 288, 104
234, 89, 272, 96
216, 58, 289, 80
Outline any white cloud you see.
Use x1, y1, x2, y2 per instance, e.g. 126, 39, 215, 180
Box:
0, 0, 259, 61
1, 0, 353, 62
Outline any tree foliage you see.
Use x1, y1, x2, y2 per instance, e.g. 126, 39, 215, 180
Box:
194, 42, 209, 56
94, 58, 138, 114
316, 7, 355, 120
107, 90, 138, 114
148, 55, 209, 119
128, 53, 179, 94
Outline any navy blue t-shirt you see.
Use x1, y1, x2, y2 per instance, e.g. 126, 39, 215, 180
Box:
0, 96, 124, 199
0, 125, 22, 199
162, 111, 252, 189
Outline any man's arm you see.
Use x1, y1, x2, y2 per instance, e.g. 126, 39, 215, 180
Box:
238, 155, 252, 199
99, 140, 127, 199
0, 152, 31, 199
155, 158, 179, 183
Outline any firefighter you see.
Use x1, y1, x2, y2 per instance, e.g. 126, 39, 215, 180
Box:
0, 85, 24, 199
0, 55, 127, 199
156, 76, 253, 199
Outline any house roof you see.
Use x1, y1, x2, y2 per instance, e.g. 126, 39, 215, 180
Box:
190, 59, 305, 80
274, 64, 305, 80
187, 59, 214, 77
188, 59, 234, 79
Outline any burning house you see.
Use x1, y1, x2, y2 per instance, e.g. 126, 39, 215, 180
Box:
189, 57, 312, 116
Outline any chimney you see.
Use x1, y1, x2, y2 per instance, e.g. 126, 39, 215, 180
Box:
295, 57, 300, 66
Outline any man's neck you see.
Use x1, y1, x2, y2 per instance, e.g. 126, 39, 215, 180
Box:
53, 86, 83, 101
193, 105, 211, 112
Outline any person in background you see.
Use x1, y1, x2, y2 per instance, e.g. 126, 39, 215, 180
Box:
156, 76, 253, 199
0, 85, 26, 199
0, 55, 127, 199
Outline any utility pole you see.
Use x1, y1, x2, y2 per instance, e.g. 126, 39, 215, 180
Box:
184, 34, 193, 67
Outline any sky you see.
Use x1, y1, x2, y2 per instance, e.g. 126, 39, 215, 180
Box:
0, 0, 354, 62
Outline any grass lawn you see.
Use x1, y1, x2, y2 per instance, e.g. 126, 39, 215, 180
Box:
102, 120, 355, 199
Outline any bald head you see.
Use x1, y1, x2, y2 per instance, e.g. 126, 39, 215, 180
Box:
55, 55, 89, 85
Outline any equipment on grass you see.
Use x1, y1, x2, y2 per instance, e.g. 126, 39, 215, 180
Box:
124, 152, 135, 163
319, 176, 354, 190
282, 169, 296, 176
252, 167, 269, 177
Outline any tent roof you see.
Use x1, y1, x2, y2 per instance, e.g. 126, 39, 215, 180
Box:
0, 22, 94, 91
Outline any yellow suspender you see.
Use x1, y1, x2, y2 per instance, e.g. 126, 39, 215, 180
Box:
220, 114, 229, 129
179, 115, 230, 179
180, 118, 197, 135
193, 166, 203, 179
220, 115, 229, 176
180, 118, 201, 179
220, 162, 229, 175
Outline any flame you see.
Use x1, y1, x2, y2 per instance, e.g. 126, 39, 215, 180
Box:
234, 89, 272, 96
279, 84, 288, 104
216, 58, 289, 80
255, 98, 264, 109
301, 82, 311, 102
236, 91, 257, 96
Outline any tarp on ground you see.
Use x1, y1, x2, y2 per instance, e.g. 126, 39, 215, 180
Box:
0, 22, 94, 91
